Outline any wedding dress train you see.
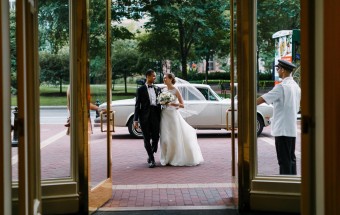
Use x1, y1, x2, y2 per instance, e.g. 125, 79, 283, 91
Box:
160, 88, 204, 166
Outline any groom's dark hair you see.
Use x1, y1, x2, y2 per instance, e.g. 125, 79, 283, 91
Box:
145, 69, 155, 77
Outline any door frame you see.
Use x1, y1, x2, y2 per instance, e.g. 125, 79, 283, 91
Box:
69, 0, 113, 213
15, 0, 42, 214
87, 0, 113, 212
237, 0, 301, 213
1, 0, 12, 214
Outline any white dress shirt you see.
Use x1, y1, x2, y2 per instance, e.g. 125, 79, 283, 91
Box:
146, 84, 157, 106
262, 77, 301, 137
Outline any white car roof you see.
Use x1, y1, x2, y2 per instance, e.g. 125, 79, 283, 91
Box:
156, 83, 211, 88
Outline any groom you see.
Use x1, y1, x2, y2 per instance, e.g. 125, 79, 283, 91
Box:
133, 69, 162, 168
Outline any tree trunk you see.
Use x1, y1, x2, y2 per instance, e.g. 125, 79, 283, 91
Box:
124, 72, 127, 94
205, 55, 210, 83
178, 20, 188, 80
181, 57, 188, 80
60, 76, 63, 94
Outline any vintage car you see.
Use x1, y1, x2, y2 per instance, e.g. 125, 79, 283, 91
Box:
98, 83, 273, 138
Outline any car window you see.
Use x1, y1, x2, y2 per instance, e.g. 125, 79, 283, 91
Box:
196, 88, 218, 101
177, 86, 205, 101
197, 88, 208, 100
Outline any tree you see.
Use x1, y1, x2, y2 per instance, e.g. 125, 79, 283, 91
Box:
137, 31, 178, 76
39, 52, 69, 93
10, 10, 17, 94
140, 0, 230, 80
257, 0, 300, 71
111, 40, 141, 93
89, 0, 135, 83
38, 0, 135, 85
38, 0, 69, 54
193, 2, 230, 82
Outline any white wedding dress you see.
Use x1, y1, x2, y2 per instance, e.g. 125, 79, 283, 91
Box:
160, 88, 204, 166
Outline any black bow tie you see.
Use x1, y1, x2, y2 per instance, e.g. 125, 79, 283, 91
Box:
148, 85, 153, 88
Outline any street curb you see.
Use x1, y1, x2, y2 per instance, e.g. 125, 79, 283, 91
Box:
11, 106, 67, 110
40, 106, 67, 109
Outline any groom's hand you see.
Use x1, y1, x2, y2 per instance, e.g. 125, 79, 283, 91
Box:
133, 121, 139, 129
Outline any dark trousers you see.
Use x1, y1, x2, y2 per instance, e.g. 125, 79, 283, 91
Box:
140, 107, 160, 162
275, 136, 297, 175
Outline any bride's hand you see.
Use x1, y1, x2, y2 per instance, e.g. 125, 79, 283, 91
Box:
169, 103, 180, 109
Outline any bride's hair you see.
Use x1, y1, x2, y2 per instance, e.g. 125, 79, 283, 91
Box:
166, 73, 176, 84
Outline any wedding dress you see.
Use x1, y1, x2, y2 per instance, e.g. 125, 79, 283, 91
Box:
160, 88, 204, 166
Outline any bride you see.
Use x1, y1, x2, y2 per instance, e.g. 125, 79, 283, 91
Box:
159, 73, 204, 166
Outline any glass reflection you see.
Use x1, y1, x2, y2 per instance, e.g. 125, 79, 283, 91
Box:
89, 0, 109, 188
10, 0, 18, 182
38, 0, 71, 180
256, 0, 301, 176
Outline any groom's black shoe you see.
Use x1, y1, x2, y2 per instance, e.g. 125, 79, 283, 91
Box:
147, 158, 151, 164
149, 161, 156, 168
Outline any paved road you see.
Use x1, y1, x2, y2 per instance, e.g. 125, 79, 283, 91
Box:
10, 107, 98, 124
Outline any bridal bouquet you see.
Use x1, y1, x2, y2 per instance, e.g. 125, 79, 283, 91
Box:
157, 91, 175, 105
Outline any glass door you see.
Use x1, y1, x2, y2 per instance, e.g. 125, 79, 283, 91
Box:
87, 0, 112, 212
236, 0, 301, 213
14, 0, 42, 214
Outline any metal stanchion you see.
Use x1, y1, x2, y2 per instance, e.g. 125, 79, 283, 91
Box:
100, 110, 114, 132
12, 107, 18, 147
95, 99, 101, 118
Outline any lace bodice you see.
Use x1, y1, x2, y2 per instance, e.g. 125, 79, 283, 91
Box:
165, 88, 178, 102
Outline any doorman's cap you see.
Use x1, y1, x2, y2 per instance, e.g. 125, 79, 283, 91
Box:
275, 59, 296, 72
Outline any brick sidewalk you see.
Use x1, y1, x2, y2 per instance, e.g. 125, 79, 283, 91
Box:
98, 128, 238, 211
23, 122, 300, 212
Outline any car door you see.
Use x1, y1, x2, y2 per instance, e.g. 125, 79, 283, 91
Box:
185, 87, 223, 128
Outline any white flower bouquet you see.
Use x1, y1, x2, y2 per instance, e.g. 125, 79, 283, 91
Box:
157, 91, 175, 105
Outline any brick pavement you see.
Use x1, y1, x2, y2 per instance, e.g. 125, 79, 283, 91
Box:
100, 128, 238, 211
15, 121, 301, 212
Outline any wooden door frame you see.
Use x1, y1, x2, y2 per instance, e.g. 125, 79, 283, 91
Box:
70, 0, 113, 213
16, 0, 42, 214
300, 0, 316, 214
301, 0, 340, 214
237, 0, 301, 213
0, 1, 12, 214
323, 0, 340, 213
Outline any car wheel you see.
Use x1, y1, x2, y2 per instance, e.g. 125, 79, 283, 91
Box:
257, 114, 264, 136
128, 119, 143, 138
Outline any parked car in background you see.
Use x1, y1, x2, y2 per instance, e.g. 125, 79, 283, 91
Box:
98, 83, 273, 138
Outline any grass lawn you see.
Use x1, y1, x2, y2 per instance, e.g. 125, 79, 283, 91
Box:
11, 84, 137, 106
10, 83, 229, 106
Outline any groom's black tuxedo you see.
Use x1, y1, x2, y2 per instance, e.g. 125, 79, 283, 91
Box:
134, 84, 162, 164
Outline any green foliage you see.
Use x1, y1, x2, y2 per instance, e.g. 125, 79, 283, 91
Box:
39, 52, 69, 91
257, 0, 300, 70
187, 72, 230, 82
38, 0, 69, 54
140, 0, 230, 80
111, 40, 144, 92
194, 0, 230, 78
112, 40, 139, 73
137, 32, 178, 63
258, 80, 275, 89
89, 0, 135, 83
258, 71, 273, 80
37, 0, 135, 84
9, 10, 17, 93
